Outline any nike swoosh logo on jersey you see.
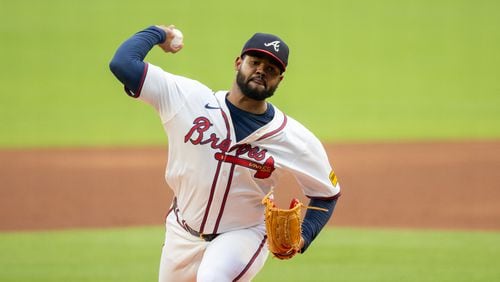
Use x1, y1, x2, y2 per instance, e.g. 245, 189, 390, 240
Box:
204, 103, 221, 109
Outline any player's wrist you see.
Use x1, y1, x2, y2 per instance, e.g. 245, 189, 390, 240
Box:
150, 25, 167, 43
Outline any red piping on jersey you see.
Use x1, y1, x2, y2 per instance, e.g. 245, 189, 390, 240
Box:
219, 108, 232, 144
126, 63, 149, 98
210, 109, 233, 233
257, 114, 288, 141
165, 206, 173, 221
232, 235, 267, 282
199, 107, 232, 233
135, 63, 149, 97
199, 160, 223, 233
212, 163, 236, 234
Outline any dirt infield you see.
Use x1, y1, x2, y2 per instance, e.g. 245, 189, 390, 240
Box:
1, 140, 499, 231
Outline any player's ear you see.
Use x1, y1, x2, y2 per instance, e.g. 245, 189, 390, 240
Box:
234, 56, 243, 71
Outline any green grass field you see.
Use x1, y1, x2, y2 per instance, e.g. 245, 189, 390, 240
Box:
1, 0, 499, 147
1, 227, 499, 282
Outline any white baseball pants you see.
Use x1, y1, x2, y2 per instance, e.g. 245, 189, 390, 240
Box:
158, 211, 269, 282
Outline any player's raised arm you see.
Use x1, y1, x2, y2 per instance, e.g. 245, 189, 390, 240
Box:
109, 25, 183, 96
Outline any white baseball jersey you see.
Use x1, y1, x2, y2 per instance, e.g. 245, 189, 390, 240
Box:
137, 63, 340, 235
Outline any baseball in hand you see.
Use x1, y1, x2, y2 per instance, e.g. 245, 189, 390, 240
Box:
170, 28, 183, 48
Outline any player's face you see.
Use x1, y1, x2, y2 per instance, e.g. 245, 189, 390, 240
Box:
235, 54, 284, 101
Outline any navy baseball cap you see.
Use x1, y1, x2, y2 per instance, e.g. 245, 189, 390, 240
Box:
241, 33, 289, 72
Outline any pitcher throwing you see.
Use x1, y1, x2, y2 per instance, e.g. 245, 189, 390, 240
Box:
109, 24, 341, 282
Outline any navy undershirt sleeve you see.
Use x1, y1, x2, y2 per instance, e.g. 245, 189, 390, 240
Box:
109, 26, 166, 96
301, 197, 338, 253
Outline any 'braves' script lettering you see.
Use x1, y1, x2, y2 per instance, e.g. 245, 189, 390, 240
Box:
184, 117, 230, 152
184, 116, 268, 162
231, 144, 267, 161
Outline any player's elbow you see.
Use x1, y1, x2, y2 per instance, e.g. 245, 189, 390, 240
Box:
109, 57, 123, 79
108, 56, 131, 85
108, 55, 145, 94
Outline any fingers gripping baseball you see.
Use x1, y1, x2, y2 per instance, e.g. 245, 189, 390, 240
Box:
156, 25, 184, 53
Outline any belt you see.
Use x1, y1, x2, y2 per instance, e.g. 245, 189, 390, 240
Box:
172, 198, 220, 242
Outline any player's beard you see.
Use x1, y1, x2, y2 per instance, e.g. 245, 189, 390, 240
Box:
236, 71, 277, 101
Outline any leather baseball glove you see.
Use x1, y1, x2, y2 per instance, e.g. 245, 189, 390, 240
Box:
262, 191, 327, 260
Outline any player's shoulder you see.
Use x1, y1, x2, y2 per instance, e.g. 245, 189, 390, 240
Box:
283, 113, 318, 140
272, 108, 322, 146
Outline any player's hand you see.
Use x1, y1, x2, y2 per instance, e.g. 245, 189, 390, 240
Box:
156, 24, 184, 53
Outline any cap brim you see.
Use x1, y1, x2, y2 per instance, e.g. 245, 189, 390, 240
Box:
242, 48, 286, 72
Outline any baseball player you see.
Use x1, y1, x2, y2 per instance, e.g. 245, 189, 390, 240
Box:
109, 24, 341, 282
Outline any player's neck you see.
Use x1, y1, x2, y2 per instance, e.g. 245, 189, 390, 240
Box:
227, 86, 267, 115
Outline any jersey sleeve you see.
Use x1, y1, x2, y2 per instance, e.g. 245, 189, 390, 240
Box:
287, 126, 341, 199
137, 63, 210, 123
